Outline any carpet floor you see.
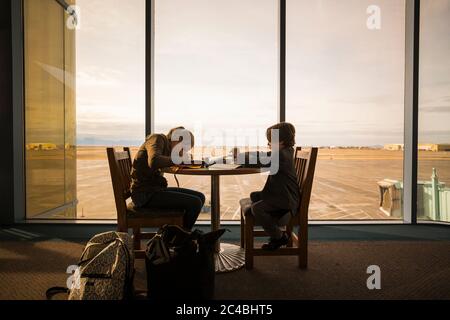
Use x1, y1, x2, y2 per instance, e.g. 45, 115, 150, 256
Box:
0, 239, 449, 300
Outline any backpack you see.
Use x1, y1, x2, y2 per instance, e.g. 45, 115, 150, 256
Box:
46, 231, 135, 300
145, 225, 226, 300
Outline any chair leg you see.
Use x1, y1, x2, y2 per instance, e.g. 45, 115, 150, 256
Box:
298, 228, 307, 269
240, 209, 245, 248
133, 227, 141, 251
245, 217, 254, 270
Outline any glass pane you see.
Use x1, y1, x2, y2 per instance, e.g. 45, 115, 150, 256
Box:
25, 0, 145, 220
418, 0, 450, 223
154, 0, 279, 220
287, 0, 406, 220
75, 0, 146, 219
24, 0, 76, 218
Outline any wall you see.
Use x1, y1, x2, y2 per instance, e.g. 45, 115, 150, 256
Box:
0, 0, 15, 224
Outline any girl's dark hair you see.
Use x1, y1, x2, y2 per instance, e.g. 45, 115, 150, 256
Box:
167, 126, 195, 147
266, 122, 296, 147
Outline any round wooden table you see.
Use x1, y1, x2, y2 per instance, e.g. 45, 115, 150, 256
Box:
163, 166, 262, 273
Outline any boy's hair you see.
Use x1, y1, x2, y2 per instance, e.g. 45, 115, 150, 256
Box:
266, 122, 296, 148
167, 126, 195, 148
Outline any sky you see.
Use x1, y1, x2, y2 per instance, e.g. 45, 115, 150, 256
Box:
75, 0, 450, 147
419, 0, 450, 145
76, 0, 146, 146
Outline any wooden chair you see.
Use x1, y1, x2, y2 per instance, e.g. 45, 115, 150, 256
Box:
240, 147, 318, 269
106, 147, 184, 259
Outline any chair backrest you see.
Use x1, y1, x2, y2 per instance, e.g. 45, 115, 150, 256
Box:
107, 147, 132, 230
294, 147, 318, 224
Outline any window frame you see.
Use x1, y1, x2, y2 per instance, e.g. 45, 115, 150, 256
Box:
11, 0, 438, 225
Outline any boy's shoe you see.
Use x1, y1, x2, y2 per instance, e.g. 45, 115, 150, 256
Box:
261, 232, 290, 251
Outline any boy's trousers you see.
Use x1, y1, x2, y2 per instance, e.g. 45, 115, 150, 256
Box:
250, 192, 292, 240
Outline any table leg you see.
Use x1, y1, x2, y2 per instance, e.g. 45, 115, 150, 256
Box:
211, 175, 221, 253
210, 175, 245, 273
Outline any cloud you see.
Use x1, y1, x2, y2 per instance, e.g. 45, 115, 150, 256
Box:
72, 0, 449, 147
418, 130, 450, 144
76, 69, 121, 87
421, 106, 450, 114
77, 119, 144, 145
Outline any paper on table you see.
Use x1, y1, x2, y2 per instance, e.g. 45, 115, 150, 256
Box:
208, 163, 242, 170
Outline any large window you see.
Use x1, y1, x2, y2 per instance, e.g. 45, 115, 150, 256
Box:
418, 0, 450, 223
22, 0, 449, 225
75, 0, 145, 219
154, 0, 279, 220
25, 0, 145, 219
286, 0, 406, 220
24, 0, 76, 218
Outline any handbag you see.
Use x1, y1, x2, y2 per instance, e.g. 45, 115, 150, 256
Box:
145, 225, 226, 300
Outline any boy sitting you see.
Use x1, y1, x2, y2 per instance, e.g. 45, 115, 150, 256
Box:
237, 122, 300, 251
